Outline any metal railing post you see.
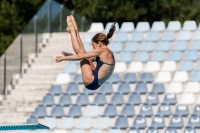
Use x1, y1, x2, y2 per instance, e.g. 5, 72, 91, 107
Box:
60, 5, 63, 32
48, 0, 52, 34
81, 17, 85, 31
3, 53, 6, 95
20, 34, 23, 75
34, 15, 38, 57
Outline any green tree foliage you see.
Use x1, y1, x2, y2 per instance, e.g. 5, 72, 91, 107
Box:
0, 0, 45, 56
59, 0, 200, 26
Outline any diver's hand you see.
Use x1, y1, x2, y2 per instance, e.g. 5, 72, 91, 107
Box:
56, 56, 64, 63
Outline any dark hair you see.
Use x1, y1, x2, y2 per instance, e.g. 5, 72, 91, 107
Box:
92, 22, 116, 45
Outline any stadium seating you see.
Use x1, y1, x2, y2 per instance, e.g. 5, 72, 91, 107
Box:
120, 22, 135, 32
23, 20, 200, 133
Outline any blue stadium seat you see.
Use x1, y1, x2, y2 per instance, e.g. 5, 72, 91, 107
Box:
117, 82, 131, 94
136, 22, 150, 32
151, 83, 165, 94
162, 94, 177, 105
151, 115, 165, 129
165, 128, 177, 133
93, 93, 107, 106
139, 73, 154, 83
134, 52, 149, 62
82, 87, 96, 95
196, 61, 200, 70
106, 73, 120, 83
161, 31, 176, 41
183, 20, 197, 31
169, 115, 184, 129
132, 115, 147, 129
156, 41, 170, 52
83, 33, 94, 43
57, 116, 75, 129
187, 115, 200, 128
41, 94, 55, 106
127, 92, 142, 105
62, 63, 77, 74
26, 116, 38, 124
193, 104, 200, 115
139, 104, 153, 117
151, 21, 166, 31
50, 105, 64, 118
120, 104, 135, 117
118, 52, 132, 62
189, 41, 200, 50
110, 93, 124, 105
32, 105, 47, 118
177, 31, 192, 41
128, 128, 140, 133
74, 74, 83, 84
68, 105, 82, 118
105, 22, 119, 32
120, 22, 135, 32
145, 92, 159, 105
140, 42, 154, 52
194, 31, 200, 40
146, 128, 158, 133
76, 93, 89, 106
83, 42, 91, 52
58, 94, 72, 106
174, 105, 189, 117
157, 104, 171, 117
49, 84, 62, 95
146, 31, 160, 42
122, 73, 137, 83
123, 42, 138, 52
113, 32, 128, 42
103, 104, 117, 117
183, 50, 198, 61
172, 41, 187, 51
110, 42, 123, 53
168, 51, 182, 62
130, 32, 144, 42
94, 117, 110, 129
167, 21, 181, 31
190, 71, 200, 82
151, 51, 165, 62
114, 116, 129, 129
179, 61, 193, 72
65, 82, 79, 95
135, 83, 148, 94
184, 127, 196, 133
99, 82, 113, 95
43, 116, 56, 129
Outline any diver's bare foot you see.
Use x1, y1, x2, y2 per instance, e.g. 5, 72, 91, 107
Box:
66, 16, 75, 33
62, 51, 73, 56
70, 15, 78, 30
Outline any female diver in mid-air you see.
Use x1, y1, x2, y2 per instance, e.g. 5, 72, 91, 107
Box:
55, 15, 116, 90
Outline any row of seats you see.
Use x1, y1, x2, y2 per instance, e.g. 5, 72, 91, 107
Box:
83, 31, 200, 43
64, 61, 200, 74
31, 104, 200, 119
18, 127, 198, 133
88, 21, 200, 33
49, 81, 200, 96
66, 50, 200, 62
108, 41, 200, 53
27, 115, 200, 130
55, 71, 200, 85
